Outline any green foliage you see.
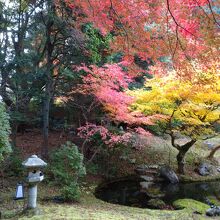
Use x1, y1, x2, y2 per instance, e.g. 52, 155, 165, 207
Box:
146, 121, 167, 135
49, 141, 86, 201
85, 162, 100, 175
0, 103, 11, 163
107, 52, 123, 63
61, 182, 80, 202
4, 147, 23, 177
83, 23, 112, 65
91, 141, 133, 178
9, 111, 27, 124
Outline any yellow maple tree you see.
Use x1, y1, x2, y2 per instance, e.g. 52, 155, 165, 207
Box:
129, 66, 220, 174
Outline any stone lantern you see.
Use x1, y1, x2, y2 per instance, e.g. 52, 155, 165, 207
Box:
22, 155, 47, 210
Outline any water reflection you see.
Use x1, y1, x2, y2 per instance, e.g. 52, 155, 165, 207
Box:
95, 179, 220, 209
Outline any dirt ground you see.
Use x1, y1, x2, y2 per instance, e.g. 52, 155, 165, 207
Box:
15, 129, 82, 159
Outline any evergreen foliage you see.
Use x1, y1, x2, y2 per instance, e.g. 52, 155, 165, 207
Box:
49, 141, 86, 201
0, 103, 11, 163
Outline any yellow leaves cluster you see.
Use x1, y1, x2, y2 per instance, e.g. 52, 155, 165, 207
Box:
129, 69, 220, 137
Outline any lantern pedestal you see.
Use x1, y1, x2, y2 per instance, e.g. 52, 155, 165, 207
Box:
27, 184, 38, 209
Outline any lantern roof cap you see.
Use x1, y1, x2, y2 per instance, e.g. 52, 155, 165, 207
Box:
22, 155, 47, 168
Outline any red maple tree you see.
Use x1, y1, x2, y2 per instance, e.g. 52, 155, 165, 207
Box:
65, 0, 219, 135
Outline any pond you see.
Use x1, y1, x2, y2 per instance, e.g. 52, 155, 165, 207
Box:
95, 177, 220, 209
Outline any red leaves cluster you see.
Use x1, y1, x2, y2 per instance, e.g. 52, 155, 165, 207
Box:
76, 63, 160, 125
77, 123, 152, 148
77, 123, 133, 147
65, 0, 219, 69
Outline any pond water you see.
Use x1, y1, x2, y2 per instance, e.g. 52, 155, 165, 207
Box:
95, 177, 220, 209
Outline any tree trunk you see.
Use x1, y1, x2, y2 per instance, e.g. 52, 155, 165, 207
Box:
11, 123, 18, 147
41, 0, 55, 159
11, 97, 20, 147
42, 86, 51, 159
176, 150, 187, 174
176, 139, 197, 174
208, 145, 220, 159
41, 59, 53, 159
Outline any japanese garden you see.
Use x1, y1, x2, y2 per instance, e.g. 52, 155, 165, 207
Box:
0, 0, 220, 219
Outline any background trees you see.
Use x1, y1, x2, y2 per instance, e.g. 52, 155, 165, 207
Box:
0, 0, 88, 157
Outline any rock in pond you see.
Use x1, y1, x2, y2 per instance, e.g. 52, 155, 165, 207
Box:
206, 206, 220, 217
159, 165, 179, 184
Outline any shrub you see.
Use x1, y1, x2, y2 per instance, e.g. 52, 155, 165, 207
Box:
49, 141, 86, 201
61, 182, 80, 202
0, 103, 11, 163
4, 147, 23, 177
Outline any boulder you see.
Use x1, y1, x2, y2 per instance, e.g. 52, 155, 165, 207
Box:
198, 163, 213, 176
159, 165, 179, 184
206, 206, 220, 217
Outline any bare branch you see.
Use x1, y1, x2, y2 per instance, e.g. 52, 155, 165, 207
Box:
166, 0, 198, 38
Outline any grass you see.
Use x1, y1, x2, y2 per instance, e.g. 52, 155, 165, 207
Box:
0, 180, 211, 220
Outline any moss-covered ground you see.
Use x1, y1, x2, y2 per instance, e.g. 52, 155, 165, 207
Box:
17, 196, 209, 220
1, 192, 212, 220
1, 178, 218, 220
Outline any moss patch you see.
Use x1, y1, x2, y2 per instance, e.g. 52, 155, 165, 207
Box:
10, 194, 208, 220
0, 179, 211, 220
179, 174, 220, 183
173, 199, 209, 214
